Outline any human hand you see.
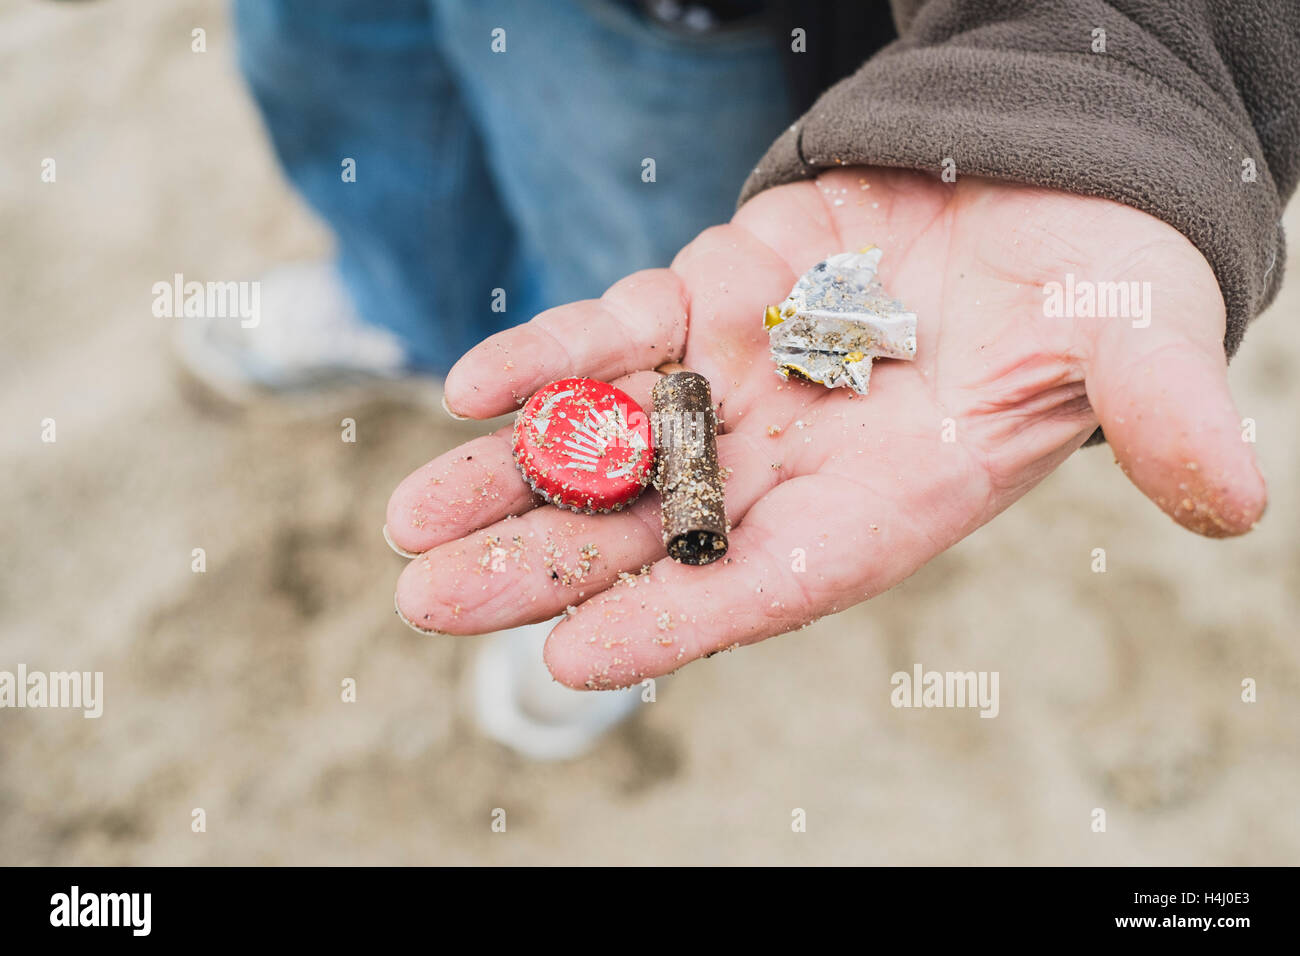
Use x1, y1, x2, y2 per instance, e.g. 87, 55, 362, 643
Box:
387, 167, 1266, 689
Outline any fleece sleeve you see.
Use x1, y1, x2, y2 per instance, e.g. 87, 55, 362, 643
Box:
739, 0, 1300, 357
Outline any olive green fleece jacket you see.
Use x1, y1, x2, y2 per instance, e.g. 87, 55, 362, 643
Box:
740, 0, 1299, 360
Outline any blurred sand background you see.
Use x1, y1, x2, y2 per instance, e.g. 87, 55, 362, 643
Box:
2, 0, 1297, 865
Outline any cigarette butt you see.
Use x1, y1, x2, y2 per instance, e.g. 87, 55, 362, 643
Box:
651, 372, 728, 566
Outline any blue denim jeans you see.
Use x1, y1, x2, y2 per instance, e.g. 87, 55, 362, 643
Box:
234, 0, 793, 373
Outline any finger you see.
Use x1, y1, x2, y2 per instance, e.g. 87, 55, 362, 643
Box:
1086, 318, 1266, 538
384, 428, 536, 557
386, 372, 659, 555
394, 430, 777, 634
443, 269, 688, 419
545, 456, 985, 689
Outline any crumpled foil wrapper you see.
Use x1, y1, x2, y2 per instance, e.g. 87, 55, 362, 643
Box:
765, 247, 916, 395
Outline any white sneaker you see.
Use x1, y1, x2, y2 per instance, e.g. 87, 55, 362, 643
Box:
473, 617, 643, 761
172, 261, 439, 410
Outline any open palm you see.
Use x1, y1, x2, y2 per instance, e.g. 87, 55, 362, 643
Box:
388, 167, 1265, 689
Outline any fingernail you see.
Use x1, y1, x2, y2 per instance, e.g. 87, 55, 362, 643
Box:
382, 524, 420, 559
394, 592, 443, 634
441, 393, 471, 421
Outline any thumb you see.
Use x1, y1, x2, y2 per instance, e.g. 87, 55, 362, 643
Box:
1085, 308, 1266, 538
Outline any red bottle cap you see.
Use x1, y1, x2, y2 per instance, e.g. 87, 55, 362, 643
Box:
513, 378, 654, 513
